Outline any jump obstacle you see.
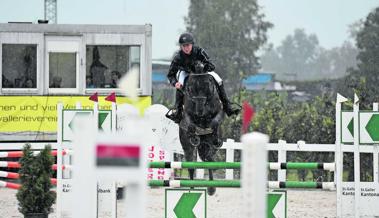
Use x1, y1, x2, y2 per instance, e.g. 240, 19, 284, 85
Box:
148, 161, 335, 171
1, 95, 378, 217
0, 149, 71, 189
145, 94, 379, 217
147, 161, 335, 190
148, 179, 335, 189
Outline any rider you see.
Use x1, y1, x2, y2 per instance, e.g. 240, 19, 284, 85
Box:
166, 32, 240, 123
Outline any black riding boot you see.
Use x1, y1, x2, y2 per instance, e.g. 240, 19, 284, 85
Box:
217, 84, 240, 116
166, 90, 184, 123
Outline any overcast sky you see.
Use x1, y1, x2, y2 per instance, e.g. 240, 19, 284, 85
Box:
0, 0, 378, 59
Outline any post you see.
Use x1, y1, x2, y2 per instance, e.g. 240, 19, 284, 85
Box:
353, 94, 360, 218
72, 114, 98, 218
111, 102, 117, 218
335, 93, 347, 218
225, 139, 235, 180
241, 132, 268, 218
56, 103, 63, 218
196, 154, 204, 179
111, 102, 117, 131
277, 140, 287, 181
373, 103, 379, 184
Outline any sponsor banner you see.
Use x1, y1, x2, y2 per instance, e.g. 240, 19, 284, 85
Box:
165, 189, 207, 218
0, 96, 151, 132
147, 145, 171, 180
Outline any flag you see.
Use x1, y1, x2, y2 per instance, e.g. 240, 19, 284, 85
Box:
242, 101, 254, 134
105, 92, 116, 103
89, 92, 98, 102
336, 93, 348, 104
96, 144, 140, 167
118, 67, 139, 102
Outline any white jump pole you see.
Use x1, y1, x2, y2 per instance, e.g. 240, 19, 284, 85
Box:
335, 93, 348, 218
241, 132, 269, 218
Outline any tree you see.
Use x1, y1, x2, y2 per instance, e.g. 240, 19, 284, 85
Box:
251, 92, 288, 142
261, 29, 358, 81
17, 144, 55, 217
323, 42, 358, 79
261, 29, 320, 80
341, 7, 379, 106
185, 0, 272, 93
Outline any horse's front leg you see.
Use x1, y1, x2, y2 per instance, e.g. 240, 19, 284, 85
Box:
207, 169, 216, 196
208, 169, 214, 181
180, 127, 196, 181
183, 145, 196, 180
189, 169, 194, 180
203, 145, 216, 196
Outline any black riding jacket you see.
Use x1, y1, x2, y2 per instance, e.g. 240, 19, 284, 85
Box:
167, 45, 215, 86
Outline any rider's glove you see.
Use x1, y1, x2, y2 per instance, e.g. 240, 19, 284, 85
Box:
204, 64, 212, 72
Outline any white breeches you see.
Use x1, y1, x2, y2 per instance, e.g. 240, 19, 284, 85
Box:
177, 70, 223, 86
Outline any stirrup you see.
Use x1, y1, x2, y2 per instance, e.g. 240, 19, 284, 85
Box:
165, 109, 182, 123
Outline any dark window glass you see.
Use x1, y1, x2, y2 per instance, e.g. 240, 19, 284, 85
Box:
49, 52, 76, 88
2, 44, 37, 88
86, 45, 140, 89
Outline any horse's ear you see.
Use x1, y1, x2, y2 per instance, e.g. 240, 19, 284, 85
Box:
195, 61, 205, 73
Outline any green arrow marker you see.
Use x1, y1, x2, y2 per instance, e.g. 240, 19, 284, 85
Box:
98, 112, 109, 130
365, 114, 379, 141
267, 193, 282, 218
68, 112, 91, 130
174, 193, 202, 218
347, 118, 354, 137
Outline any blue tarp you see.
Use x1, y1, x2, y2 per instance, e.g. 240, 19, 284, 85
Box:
152, 71, 167, 82
242, 73, 272, 85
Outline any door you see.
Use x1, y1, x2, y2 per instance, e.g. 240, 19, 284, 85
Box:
45, 36, 82, 94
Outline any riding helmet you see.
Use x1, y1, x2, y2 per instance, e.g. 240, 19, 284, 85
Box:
179, 32, 194, 45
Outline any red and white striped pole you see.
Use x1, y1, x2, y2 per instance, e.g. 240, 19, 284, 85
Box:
0, 180, 21, 190
0, 161, 71, 171
0, 171, 57, 185
0, 149, 71, 158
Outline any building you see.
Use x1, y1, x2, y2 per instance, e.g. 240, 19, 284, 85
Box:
242, 73, 295, 91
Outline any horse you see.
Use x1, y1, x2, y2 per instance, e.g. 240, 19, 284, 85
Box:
178, 63, 224, 196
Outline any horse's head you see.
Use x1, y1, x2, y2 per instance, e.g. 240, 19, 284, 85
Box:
185, 74, 216, 117
194, 61, 205, 74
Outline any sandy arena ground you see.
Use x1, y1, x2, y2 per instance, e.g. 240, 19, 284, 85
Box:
0, 187, 336, 218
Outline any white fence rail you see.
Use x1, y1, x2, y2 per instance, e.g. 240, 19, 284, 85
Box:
193, 139, 378, 181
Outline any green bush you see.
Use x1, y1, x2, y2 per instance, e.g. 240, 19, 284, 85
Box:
16, 144, 55, 216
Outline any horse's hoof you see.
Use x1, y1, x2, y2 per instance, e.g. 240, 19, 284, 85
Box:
207, 187, 216, 196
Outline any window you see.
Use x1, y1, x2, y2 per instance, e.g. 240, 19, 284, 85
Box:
49, 52, 76, 88
86, 45, 140, 89
2, 44, 37, 88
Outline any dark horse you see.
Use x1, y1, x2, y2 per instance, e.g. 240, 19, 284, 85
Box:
178, 63, 224, 196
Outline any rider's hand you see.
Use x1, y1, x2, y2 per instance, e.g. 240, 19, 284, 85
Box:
175, 82, 183, 89
203, 64, 211, 72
